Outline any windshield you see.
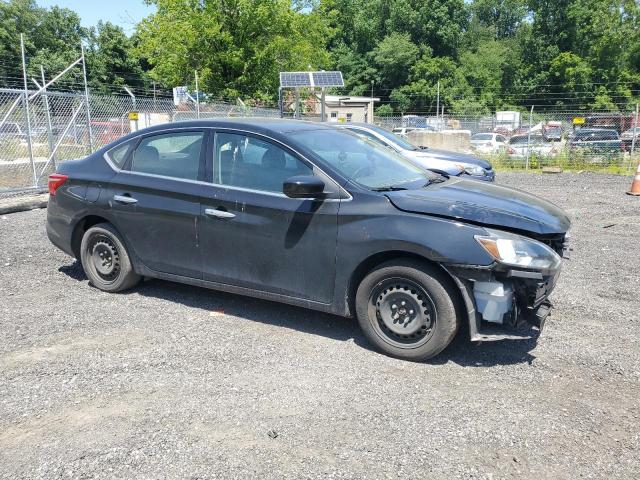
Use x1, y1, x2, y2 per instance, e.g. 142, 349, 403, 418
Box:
510, 136, 549, 145
290, 129, 437, 190
365, 125, 420, 151
472, 133, 493, 140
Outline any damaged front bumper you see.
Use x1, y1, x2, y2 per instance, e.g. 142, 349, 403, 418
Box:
444, 263, 562, 341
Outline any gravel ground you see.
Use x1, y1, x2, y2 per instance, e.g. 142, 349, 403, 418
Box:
0, 172, 638, 479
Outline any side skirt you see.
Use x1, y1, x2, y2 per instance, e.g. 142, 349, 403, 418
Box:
136, 264, 340, 316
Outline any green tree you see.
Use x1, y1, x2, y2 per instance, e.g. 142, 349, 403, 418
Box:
470, 0, 526, 39
374, 103, 393, 116
136, 0, 330, 102
372, 32, 419, 89
86, 22, 149, 94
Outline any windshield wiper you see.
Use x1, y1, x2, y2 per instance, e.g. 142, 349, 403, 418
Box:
371, 185, 408, 192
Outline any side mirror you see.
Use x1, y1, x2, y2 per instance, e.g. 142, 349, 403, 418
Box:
283, 175, 325, 199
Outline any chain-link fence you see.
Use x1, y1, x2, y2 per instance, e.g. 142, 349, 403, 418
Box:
0, 88, 283, 197
3, 86, 640, 197
374, 109, 640, 173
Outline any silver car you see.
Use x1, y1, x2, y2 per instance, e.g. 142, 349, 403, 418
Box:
336, 123, 495, 181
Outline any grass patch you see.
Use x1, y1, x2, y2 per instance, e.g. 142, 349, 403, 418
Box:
487, 151, 638, 175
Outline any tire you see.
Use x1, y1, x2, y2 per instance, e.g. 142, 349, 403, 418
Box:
80, 223, 141, 292
355, 259, 460, 361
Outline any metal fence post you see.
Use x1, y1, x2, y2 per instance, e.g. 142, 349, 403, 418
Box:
40, 66, 56, 169
20, 34, 37, 187
80, 43, 93, 153
195, 70, 200, 119
525, 105, 534, 170
631, 103, 639, 156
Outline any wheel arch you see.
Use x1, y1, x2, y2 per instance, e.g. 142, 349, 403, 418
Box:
70, 214, 112, 259
345, 250, 465, 316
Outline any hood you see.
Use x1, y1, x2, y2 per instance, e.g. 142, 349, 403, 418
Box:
385, 177, 571, 235
414, 148, 492, 170
401, 151, 464, 176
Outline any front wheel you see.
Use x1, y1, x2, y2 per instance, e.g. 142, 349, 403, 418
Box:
80, 223, 141, 292
355, 260, 460, 361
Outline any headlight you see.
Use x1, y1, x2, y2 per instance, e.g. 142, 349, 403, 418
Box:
457, 163, 486, 176
475, 229, 561, 270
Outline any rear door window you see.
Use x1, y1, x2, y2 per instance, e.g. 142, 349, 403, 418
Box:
130, 131, 204, 181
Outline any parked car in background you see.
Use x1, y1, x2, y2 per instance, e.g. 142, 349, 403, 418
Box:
569, 128, 624, 160
92, 121, 129, 145
493, 126, 512, 137
337, 123, 494, 181
392, 126, 435, 137
542, 122, 564, 141
470, 133, 508, 154
46, 119, 570, 361
392, 127, 415, 137
507, 134, 563, 159
621, 127, 640, 151
580, 113, 636, 134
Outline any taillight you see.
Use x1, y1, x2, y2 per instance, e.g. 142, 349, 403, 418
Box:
48, 173, 68, 196
507, 147, 515, 155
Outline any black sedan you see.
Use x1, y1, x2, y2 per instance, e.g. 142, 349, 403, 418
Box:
46, 119, 570, 361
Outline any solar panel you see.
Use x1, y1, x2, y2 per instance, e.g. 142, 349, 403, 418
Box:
279, 72, 312, 88
279, 71, 345, 88
312, 71, 344, 87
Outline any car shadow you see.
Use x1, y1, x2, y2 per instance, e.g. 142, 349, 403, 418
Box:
59, 260, 538, 366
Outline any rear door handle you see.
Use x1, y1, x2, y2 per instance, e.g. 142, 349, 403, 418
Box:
113, 194, 138, 205
204, 208, 235, 219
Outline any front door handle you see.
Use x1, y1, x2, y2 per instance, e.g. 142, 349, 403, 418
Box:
204, 208, 235, 219
113, 194, 138, 205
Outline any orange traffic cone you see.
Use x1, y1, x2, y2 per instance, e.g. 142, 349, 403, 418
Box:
627, 162, 640, 196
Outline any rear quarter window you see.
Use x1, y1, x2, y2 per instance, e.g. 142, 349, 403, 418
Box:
106, 140, 134, 168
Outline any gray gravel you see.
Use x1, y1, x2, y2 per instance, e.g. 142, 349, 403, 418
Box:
1, 172, 639, 479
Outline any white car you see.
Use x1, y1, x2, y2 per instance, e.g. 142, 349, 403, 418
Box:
621, 127, 640, 150
507, 135, 563, 158
471, 133, 508, 154
392, 126, 435, 137
392, 127, 415, 137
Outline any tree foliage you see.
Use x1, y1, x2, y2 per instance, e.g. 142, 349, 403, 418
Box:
136, 0, 330, 102
0, 0, 149, 93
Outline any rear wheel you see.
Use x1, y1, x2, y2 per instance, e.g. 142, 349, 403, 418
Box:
355, 260, 459, 361
80, 223, 140, 292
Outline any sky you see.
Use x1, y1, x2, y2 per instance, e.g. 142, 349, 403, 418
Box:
37, 0, 156, 33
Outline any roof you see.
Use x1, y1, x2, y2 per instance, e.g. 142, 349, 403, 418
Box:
136, 117, 331, 135
94, 118, 334, 153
